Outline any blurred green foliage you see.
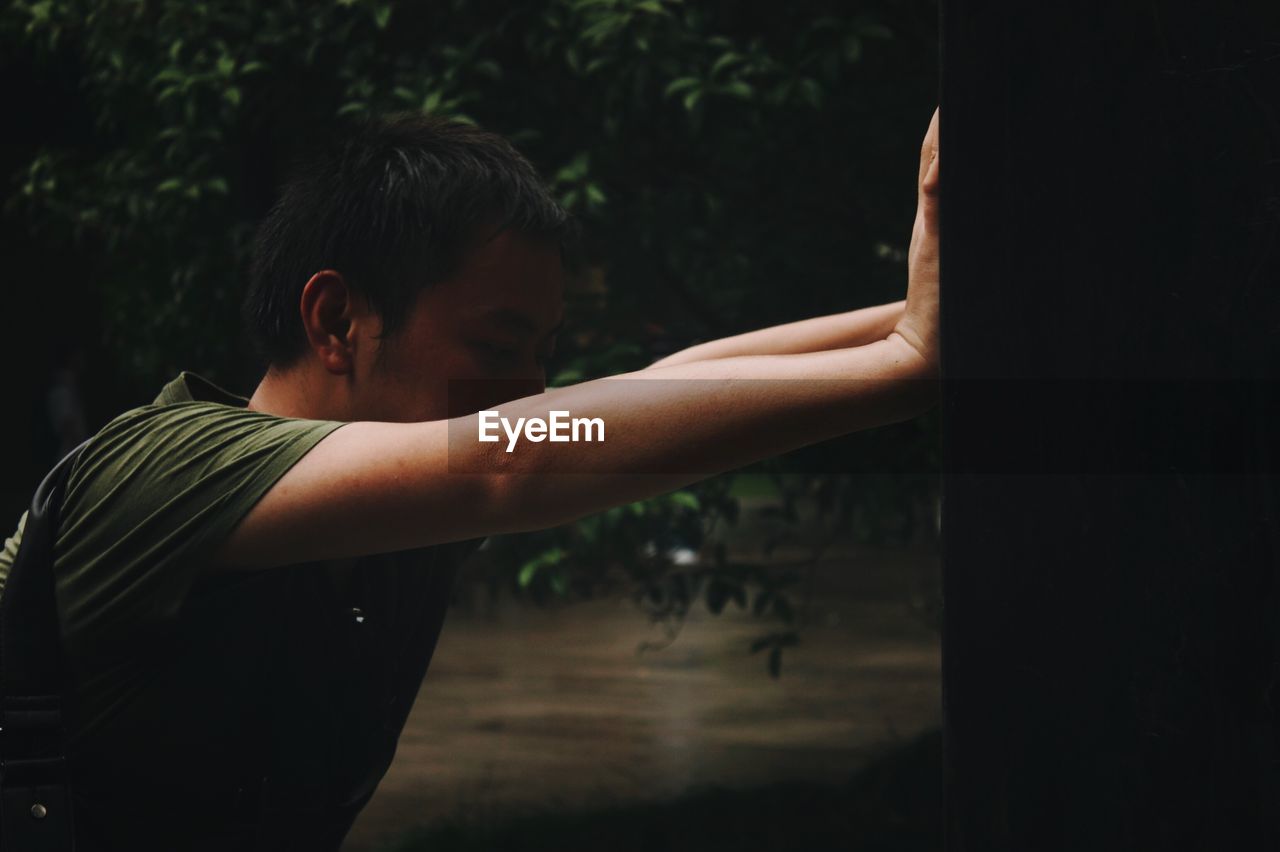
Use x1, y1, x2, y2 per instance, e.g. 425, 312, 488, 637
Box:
2, 0, 940, 674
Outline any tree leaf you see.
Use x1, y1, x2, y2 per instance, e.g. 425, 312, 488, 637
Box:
663, 76, 699, 98
473, 59, 502, 80
710, 51, 742, 77
151, 68, 184, 86
668, 491, 699, 511
843, 36, 863, 63
798, 78, 822, 108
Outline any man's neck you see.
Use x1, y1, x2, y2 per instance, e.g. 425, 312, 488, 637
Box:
246, 366, 348, 421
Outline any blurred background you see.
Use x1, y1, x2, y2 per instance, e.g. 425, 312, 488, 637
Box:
1, 1, 942, 849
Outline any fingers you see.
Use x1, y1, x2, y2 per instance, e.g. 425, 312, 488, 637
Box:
917, 106, 940, 193
922, 143, 939, 198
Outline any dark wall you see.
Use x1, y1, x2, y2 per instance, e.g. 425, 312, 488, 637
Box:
941, 2, 1279, 849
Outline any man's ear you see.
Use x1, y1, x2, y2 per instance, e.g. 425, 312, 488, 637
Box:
298, 270, 376, 375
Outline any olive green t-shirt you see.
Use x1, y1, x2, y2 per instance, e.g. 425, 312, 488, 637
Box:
1, 371, 345, 738
0, 371, 481, 848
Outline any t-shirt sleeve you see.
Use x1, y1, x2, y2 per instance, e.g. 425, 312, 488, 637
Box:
54, 402, 346, 657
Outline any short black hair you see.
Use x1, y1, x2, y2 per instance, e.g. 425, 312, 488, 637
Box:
242, 112, 577, 370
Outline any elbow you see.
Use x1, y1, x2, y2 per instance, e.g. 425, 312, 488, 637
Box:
469, 443, 574, 535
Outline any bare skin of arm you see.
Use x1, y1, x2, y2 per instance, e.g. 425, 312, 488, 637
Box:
645, 300, 906, 369
213, 333, 935, 569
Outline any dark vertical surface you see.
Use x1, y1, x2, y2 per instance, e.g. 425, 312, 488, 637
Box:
941, 2, 1280, 850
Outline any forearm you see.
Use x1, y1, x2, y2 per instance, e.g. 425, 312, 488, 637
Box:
212, 334, 935, 568
466, 332, 936, 532
646, 300, 906, 369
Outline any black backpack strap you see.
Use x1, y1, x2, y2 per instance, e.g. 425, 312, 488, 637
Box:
1, 439, 92, 852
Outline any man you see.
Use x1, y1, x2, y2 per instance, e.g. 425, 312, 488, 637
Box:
0, 107, 939, 849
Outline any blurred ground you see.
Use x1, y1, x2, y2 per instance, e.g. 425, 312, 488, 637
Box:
377, 727, 943, 852
342, 518, 942, 852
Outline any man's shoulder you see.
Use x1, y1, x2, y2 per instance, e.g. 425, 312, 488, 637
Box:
52, 398, 346, 650
91, 397, 256, 437
60, 399, 346, 552
72, 401, 340, 485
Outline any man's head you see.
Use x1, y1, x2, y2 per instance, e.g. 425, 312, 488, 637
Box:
242, 113, 576, 423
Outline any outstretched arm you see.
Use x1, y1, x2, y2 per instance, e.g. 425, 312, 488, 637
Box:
645, 300, 906, 369
211, 333, 935, 570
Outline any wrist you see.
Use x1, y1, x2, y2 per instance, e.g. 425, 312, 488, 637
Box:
888, 327, 938, 378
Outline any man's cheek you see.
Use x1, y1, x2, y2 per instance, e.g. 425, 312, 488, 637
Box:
446, 377, 543, 418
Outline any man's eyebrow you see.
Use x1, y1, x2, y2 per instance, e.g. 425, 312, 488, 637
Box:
479, 308, 564, 339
